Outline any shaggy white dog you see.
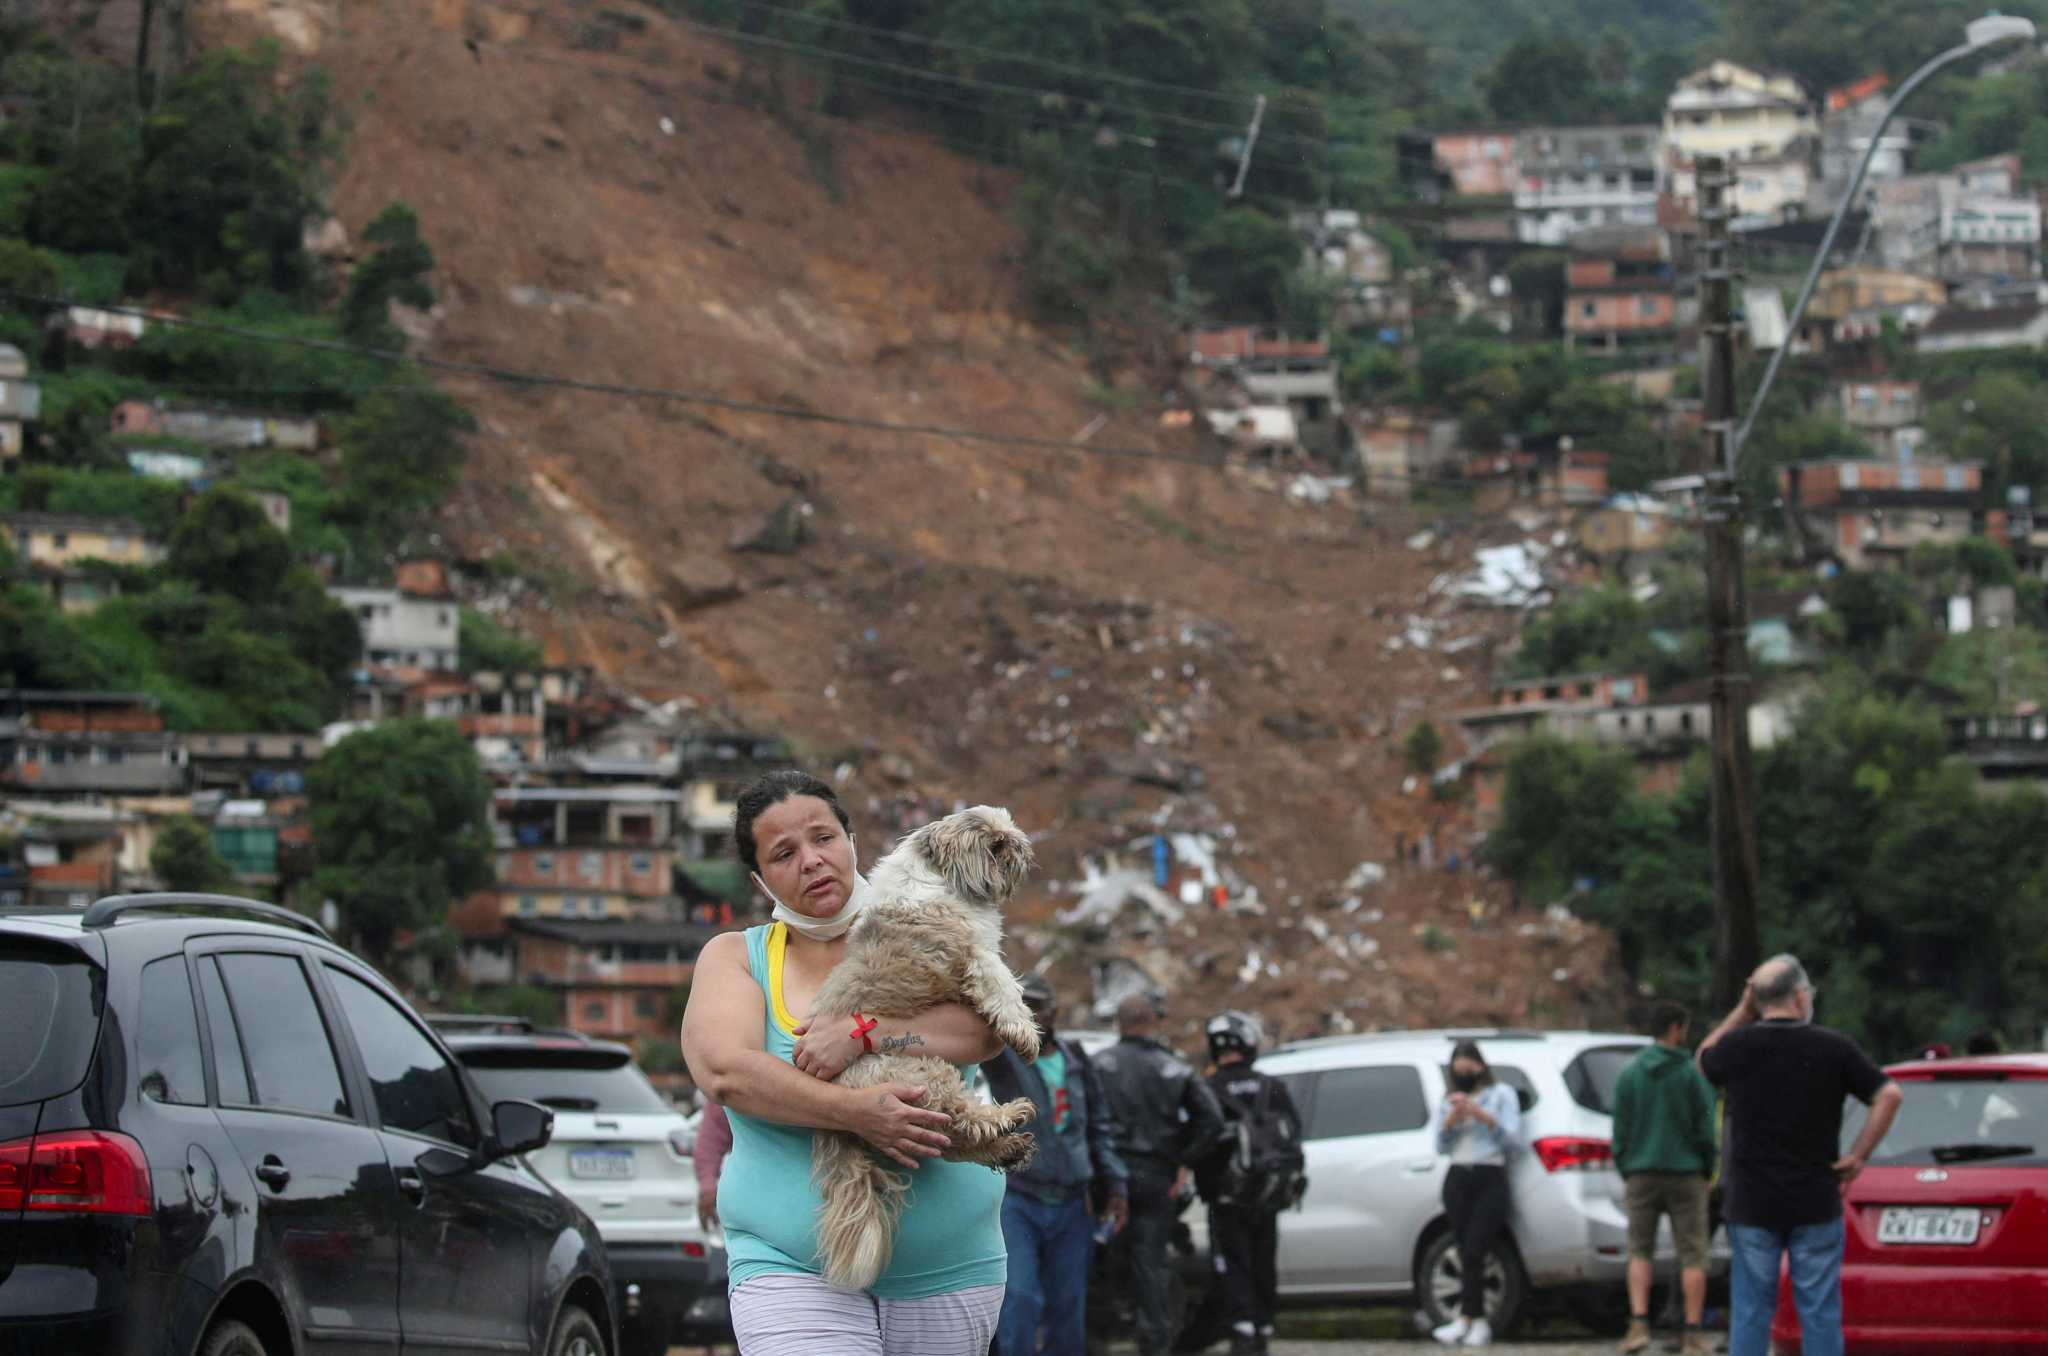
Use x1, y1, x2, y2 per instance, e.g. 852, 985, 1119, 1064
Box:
807, 805, 1042, 1290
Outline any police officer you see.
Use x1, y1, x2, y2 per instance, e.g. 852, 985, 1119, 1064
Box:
1196, 1011, 1303, 1356
1091, 992, 1230, 1356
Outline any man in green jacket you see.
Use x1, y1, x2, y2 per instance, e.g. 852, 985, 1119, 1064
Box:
1612, 1000, 1717, 1356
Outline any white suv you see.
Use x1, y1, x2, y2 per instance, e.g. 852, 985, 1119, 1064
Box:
1255, 1029, 1715, 1334
438, 1022, 725, 1356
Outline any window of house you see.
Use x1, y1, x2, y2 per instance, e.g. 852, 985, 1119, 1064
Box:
1303, 1065, 1429, 1139
326, 967, 477, 1148
634, 994, 657, 1019
51, 533, 67, 549
108, 535, 128, 553
1901, 467, 1920, 490
1582, 301, 1596, 318
1619, 714, 1632, 731
535, 853, 554, 875
1680, 711, 1696, 734
214, 953, 349, 1118
579, 852, 602, 882
518, 896, 537, 916
137, 957, 205, 1106
1947, 467, 1967, 490
630, 853, 652, 874
583, 1000, 606, 1023
1646, 714, 1658, 735
1841, 465, 1860, 489
1638, 297, 1658, 318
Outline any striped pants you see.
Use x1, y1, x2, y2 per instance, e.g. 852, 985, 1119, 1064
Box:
729, 1272, 1005, 1355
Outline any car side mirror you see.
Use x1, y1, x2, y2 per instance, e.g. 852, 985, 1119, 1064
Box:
491, 1099, 553, 1158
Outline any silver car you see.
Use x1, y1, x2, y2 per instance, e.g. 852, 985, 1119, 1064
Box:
1254, 1029, 1717, 1334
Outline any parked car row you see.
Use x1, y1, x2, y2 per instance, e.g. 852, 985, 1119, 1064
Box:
0, 893, 727, 1356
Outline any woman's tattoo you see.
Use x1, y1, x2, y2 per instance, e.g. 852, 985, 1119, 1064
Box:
878, 1033, 925, 1055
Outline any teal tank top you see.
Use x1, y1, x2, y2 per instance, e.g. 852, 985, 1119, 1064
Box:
720, 922, 1008, 1297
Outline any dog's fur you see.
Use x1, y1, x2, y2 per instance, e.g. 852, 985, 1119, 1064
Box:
807, 805, 1042, 1291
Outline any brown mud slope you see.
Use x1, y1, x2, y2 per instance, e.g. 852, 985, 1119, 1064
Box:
237, 0, 1621, 1039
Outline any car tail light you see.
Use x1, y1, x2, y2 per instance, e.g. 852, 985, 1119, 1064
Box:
681, 1241, 706, 1259
0, 1139, 29, 1211
1532, 1136, 1613, 1173
0, 1132, 153, 1215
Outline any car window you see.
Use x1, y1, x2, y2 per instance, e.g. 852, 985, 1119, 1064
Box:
1273, 1071, 1316, 1129
462, 1057, 670, 1114
195, 957, 252, 1105
136, 957, 205, 1106
1304, 1065, 1429, 1139
0, 943, 103, 1108
1844, 1078, 2048, 1166
326, 967, 478, 1148
1563, 1045, 1641, 1115
216, 953, 350, 1118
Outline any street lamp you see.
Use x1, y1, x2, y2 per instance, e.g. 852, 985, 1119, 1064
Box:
1698, 12, 2039, 1012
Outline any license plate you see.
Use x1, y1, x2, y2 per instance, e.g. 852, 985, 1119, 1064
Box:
568, 1149, 636, 1179
1877, 1206, 1981, 1245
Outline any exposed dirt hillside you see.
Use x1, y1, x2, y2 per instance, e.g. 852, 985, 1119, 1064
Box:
204, 0, 1624, 1042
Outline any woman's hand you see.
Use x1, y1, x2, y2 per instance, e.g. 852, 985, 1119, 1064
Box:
844, 1082, 952, 1169
792, 1015, 862, 1080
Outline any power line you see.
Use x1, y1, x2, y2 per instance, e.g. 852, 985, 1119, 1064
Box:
665, 16, 1334, 156
699, 0, 1334, 120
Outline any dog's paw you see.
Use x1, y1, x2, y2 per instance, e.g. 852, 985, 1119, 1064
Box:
999, 1019, 1041, 1061
993, 1131, 1036, 1172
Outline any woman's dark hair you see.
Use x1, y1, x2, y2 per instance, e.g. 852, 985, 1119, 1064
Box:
732, 770, 852, 874
1447, 1039, 1496, 1088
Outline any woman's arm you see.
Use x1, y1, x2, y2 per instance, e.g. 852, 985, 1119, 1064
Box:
680, 934, 953, 1168
792, 1001, 1004, 1079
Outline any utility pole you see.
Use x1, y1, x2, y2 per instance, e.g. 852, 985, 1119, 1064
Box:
1228, 94, 1266, 199
1698, 154, 1763, 1012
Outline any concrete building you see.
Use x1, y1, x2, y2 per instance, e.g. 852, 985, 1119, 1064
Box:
1811, 74, 1913, 216
1800, 267, 1948, 350
1782, 457, 1985, 569
1564, 228, 1680, 364
110, 400, 319, 451
4, 514, 165, 615
1915, 302, 2048, 355
329, 584, 460, 673
1512, 125, 1663, 246
1431, 130, 1521, 198
1873, 155, 2040, 283
1354, 410, 1461, 499
0, 690, 187, 795
1836, 379, 1924, 459
502, 918, 718, 1046
1663, 61, 1817, 216
0, 344, 39, 461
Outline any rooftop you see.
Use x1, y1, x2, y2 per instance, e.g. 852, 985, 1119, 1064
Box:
1921, 303, 2047, 337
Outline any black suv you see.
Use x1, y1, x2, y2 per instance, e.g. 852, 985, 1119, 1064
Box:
0, 893, 615, 1356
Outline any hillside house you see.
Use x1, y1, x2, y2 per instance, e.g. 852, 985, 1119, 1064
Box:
1564, 229, 1680, 364
1782, 457, 1985, 569
502, 918, 719, 1045
1575, 494, 1684, 559
1663, 62, 1818, 217
329, 580, 459, 673
1431, 129, 1520, 198
1533, 446, 1610, 506
0, 690, 186, 796
1946, 712, 2048, 791
0, 344, 39, 461
110, 400, 319, 451
183, 732, 321, 796
676, 730, 795, 860
1799, 267, 1947, 350
1836, 380, 1923, 459
4, 513, 164, 614
1874, 155, 2040, 283
1812, 74, 1914, 216
124, 449, 210, 483
1355, 410, 1460, 499
1513, 125, 1663, 247
1915, 303, 2048, 355
2, 799, 126, 908
493, 785, 680, 923
49, 306, 146, 350
1189, 326, 1327, 366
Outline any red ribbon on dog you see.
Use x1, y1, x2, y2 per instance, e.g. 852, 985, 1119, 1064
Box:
850, 1013, 878, 1054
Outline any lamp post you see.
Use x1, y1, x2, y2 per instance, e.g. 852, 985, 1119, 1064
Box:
1700, 12, 2039, 1012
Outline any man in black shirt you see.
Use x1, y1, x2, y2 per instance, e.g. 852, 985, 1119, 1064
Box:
1697, 954, 1902, 1356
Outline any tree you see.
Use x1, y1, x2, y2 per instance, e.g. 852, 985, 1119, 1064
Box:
309, 720, 494, 966
1403, 720, 1443, 774
1928, 372, 2048, 498
1482, 736, 1640, 903
459, 608, 541, 673
166, 488, 295, 605
339, 387, 475, 541
1185, 208, 1304, 320
342, 202, 436, 345
1481, 33, 1599, 126
151, 815, 233, 892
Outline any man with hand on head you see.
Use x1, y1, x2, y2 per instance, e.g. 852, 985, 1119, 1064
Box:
1697, 954, 1902, 1356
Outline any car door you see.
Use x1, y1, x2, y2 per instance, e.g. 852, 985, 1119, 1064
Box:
193, 947, 403, 1356
1276, 1061, 1440, 1294
318, 960, 534, 1356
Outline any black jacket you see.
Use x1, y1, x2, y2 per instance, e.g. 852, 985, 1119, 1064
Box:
981, 1035, 1130, 1206
1090, 1034, 1230, 1180
1195, 1062, 1304, 1202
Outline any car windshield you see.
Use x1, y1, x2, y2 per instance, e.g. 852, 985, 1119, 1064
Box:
1843, 1078, 2048, 1167
462, 1057, 672, 1114
0, 946, 104, 1108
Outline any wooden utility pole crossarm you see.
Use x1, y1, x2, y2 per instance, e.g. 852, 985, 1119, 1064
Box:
1696, 154, 1764, 1011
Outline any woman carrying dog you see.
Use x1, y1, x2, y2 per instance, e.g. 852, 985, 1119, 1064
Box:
681, 770, 1010, 1354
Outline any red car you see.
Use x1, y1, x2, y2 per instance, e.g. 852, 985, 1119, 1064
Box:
1772, 1053, 2048, 1354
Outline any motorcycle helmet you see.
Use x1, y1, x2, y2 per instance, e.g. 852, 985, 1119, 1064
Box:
1205, 1009, 1264, 1062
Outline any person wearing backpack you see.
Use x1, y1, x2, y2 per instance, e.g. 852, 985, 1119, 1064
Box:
1193, 1010, 1304, 1356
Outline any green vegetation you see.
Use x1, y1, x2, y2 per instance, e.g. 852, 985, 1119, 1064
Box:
1403, 720, 1444, 774
309, 720, 496, 968
151, 815, 235, 893
460, 608, 544, 673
